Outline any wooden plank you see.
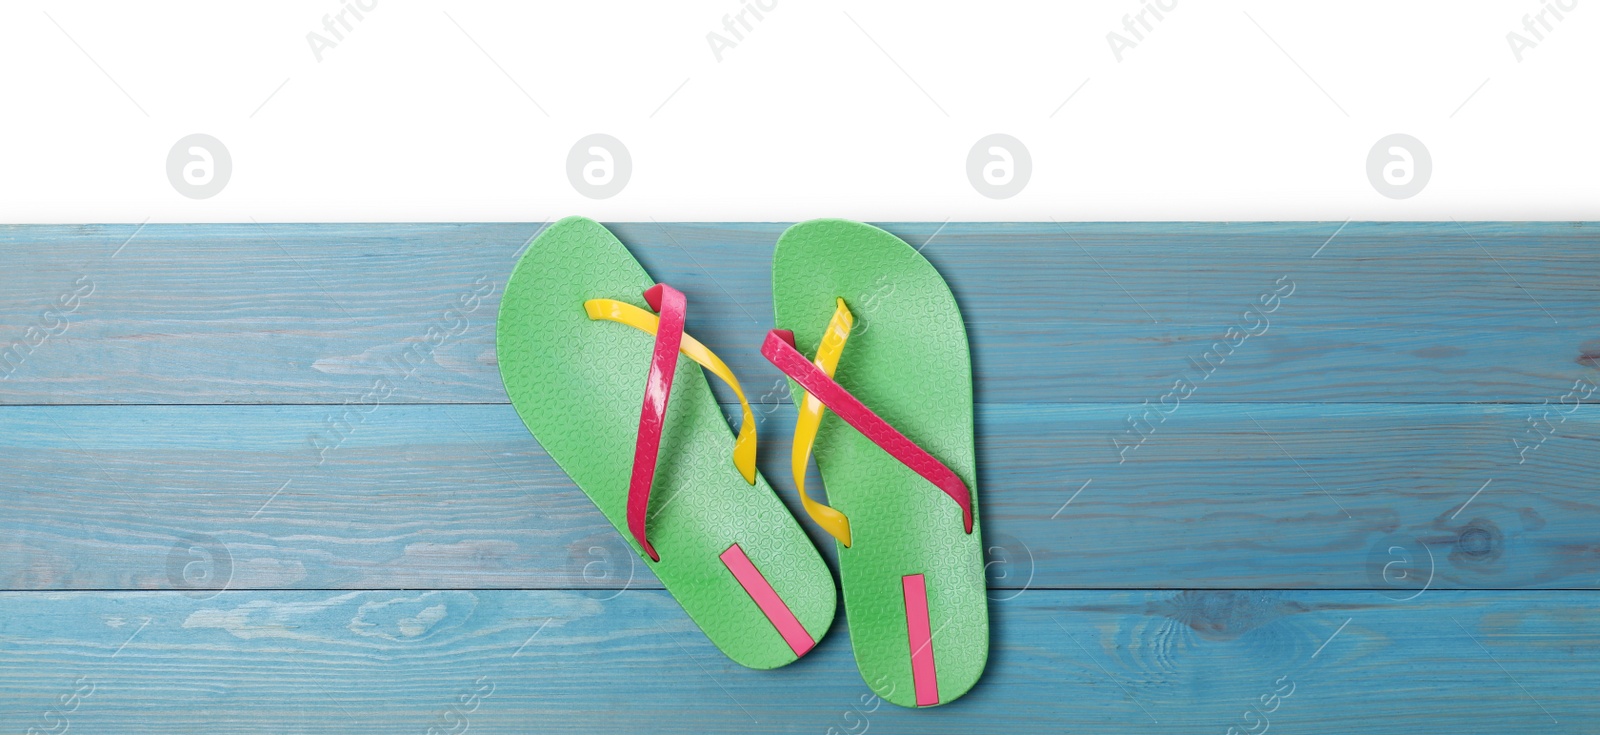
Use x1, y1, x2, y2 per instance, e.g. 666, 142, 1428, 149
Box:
2, 222, 1592, 731
0, 589, 1592, 733
2, 223, 1596, 404
5, 401, 1595, 590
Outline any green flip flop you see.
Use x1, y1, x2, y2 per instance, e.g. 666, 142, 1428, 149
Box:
763, 219, 989, 707
498, 216, 836, 669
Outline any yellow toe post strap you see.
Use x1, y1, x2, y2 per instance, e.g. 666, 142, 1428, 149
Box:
584, 298, 757, 484
791, 298, 855, 547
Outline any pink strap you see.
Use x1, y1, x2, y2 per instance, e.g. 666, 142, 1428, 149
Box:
760, 329, 973, 534
903, 573, 940, 706
627, 284, 686, 562
720, 543, 816, 657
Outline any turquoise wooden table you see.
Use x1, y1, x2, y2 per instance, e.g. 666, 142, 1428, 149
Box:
2, 222, 1596, 733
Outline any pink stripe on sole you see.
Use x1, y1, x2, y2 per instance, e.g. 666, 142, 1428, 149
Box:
720, 543, 815, 657
903, 573, 940, 706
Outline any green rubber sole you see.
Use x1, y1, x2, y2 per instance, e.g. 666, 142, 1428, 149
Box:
772, 220, 989, 706
497, 216, 836, 670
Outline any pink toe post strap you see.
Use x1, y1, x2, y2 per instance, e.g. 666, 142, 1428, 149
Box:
760, 329, 973, 535
627, 283, 686, 562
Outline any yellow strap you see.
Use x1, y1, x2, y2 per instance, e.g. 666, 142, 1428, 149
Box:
791, 298, 855, 547
584, 299, 757, 484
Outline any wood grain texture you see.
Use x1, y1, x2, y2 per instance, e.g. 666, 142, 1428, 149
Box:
1, 223, 1596, 404
2, 222, 1596, 731
0, 589, 1594, 734
3, 401, 1595, 590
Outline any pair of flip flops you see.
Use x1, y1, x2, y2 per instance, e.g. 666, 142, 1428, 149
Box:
497, 217, 986, 708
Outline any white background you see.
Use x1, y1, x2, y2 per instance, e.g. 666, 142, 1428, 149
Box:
1, 0, 1595, 222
